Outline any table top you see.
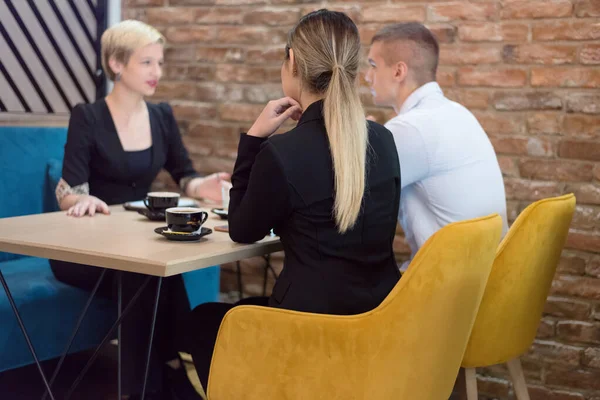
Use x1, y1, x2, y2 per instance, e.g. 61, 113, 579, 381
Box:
0, 205, 282, 277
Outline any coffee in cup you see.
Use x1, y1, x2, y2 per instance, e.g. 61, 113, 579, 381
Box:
166, 207, 208, 233
144, 192, 180, 212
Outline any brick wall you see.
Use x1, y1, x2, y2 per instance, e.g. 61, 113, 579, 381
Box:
123, 0, 600, 397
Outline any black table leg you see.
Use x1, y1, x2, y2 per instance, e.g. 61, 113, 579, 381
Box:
117, 271, 123, 400
140, 277, 162, 400
0, 270, 56, 400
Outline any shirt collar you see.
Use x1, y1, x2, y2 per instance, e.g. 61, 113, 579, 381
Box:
399, 82, 443, 115
296, 99, 324, 126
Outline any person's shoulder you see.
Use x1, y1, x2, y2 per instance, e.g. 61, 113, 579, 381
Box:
69, 100, 105, 127
148, 101, 174, 119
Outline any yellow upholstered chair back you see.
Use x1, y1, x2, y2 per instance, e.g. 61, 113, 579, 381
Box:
207, 214, 503, 400
463, 194, 576, 368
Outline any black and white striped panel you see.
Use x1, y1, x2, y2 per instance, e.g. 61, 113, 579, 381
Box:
0, 0, 107, 115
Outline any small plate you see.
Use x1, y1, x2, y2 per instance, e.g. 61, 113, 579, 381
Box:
211, 208, 228, 220
154, 226, 213, 241
138, 209, 166, 221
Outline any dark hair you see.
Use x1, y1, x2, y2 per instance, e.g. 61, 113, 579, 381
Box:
371, 22, 440, 85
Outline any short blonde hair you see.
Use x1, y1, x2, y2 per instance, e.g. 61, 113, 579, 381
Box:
101, 20, 165, 81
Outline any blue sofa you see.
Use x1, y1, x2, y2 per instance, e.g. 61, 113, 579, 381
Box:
0, 126, 219, 372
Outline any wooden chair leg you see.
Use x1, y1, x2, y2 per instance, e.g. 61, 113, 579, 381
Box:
465, 368, 478, 400
507, 357, 530, 400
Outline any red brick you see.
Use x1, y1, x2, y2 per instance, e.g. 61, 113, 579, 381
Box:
537, 318, 557, 339
546, 367, 600, 390
123, 0, 164, 6
559, 140, 600, 161
193, 155, 235, 175
181, 136, 212, 156
164, 26, 216, 43
459, 22, 529, 42
498, 156, 519, 178
566, 93, 600, 114
153, 81, 198, 100
215, 64, 273, 83
476, 376, 510, 398
532, 67, 600, 88
445, 89, 490, 109
145, 7, 197, 24
440, 45, 502, 65
362, 5, 426, 23
501, 0, 573, 19
428, 2, 498, 21
436, 68, 455, 87
563, 115, 600, 138
246, 47, 285, 64
188, 121, 240, 142
557, 254, 588, 275
358, 25, 384, 45
533, 21, 600, 41
243, 8, 301, 26
164, 47, 196, 62
493, 92, 562, 111
545, 297, 591, 320
566, 230, 600, 253
519, 159, 593, 181
595, 165, 600, 181
583, 347, 600, 368
458, 67, 527, 87
196, 47, 244, 63
587, 256, 600, 278
427, 24, 457, 44
217, 26, 286, 44
196, 82, 243, 102
503, 178, 563, 200
528, 386, 586, 400
494, 136, 555, 157
170, 0, 216, 4
565, 183, 600, 206
473, 112, 525, 134
219, 103, 264, 122
216, 0, 266, 4
196, 7, 245, 24
557, 321, 600, 344
575, 0, 600, 16
527, 113, 563, 135
503, 44, 578, 65
572, 205, 600, 230
244, 84, 284, 103
121, 8, 147, 20
528, 340, 583, 366
170, 100, 218, 121
580, 44, 600, 64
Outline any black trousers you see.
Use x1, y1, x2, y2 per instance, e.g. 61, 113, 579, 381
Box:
50, 260, 190, 395
185, 296, 270, 391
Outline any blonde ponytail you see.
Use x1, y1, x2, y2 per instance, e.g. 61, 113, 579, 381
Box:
288, 10, 368, 233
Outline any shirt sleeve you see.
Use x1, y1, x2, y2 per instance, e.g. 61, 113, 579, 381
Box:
228, 134, 292, 244
385, 118, 430, 189
160, 103, 201, 190
62, 104, 92, 188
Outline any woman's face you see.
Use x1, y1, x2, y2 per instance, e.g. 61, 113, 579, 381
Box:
281, 46, 300, 102
112, 42, 164, 96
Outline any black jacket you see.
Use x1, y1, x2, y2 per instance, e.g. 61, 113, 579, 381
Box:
229, 100, 401, 315
62, 99, 199, 205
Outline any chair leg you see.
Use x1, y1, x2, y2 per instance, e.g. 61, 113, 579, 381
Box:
465, 368, 478, 400
507, 358, 530, 400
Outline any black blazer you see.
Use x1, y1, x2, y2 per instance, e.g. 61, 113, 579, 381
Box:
229, 100, 401, 315
62, 99, 199, 205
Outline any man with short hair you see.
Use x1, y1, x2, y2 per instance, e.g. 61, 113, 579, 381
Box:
365, 22, 508, 271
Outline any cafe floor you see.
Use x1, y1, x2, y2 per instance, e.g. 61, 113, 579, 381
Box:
0, 345, 205, 400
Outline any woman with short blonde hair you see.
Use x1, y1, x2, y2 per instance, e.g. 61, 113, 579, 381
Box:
51, 20, 227, 400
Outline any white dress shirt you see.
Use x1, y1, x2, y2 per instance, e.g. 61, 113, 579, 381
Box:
385, 82, 508, 271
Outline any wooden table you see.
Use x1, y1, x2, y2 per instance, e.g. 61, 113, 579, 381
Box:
0, 205, 282, 400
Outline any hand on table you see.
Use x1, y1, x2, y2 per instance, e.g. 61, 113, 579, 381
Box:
67, 195, 110, 217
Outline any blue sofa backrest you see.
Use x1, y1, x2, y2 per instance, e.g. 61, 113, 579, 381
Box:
0, 126, 67, 262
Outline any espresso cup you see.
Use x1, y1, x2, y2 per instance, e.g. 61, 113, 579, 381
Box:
166, 207, 208, 233
144, 192, 180, 212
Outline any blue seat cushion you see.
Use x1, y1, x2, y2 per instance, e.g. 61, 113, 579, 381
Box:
0, 257, 115, 372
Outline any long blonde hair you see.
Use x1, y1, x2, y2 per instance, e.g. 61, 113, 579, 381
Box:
288, 10, 368, 233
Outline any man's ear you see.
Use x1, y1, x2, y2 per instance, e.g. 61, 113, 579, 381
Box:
393, 61, 409, 83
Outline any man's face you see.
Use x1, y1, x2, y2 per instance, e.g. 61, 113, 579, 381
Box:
365, 41, 398, 107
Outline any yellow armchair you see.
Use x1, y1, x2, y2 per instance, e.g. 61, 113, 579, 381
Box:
207, 214, 503, 400
462, 194, 576, 400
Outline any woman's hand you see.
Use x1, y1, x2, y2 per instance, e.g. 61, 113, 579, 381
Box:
67, 195, 110, 217
247, 97, 303, 138
191, 172, 232, 203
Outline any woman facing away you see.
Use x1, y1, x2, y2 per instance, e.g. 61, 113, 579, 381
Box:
183, 9, 402, 394
50, 20, 229, 400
